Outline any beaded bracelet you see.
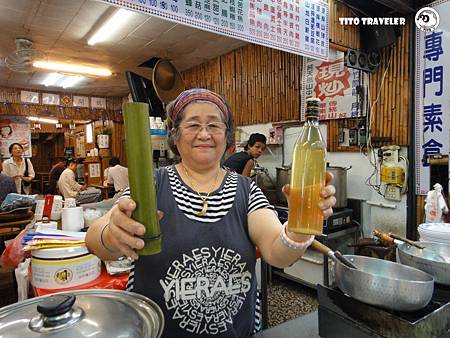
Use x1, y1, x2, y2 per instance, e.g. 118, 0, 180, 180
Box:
279, 222, 315, 250
100, 223, 119, 253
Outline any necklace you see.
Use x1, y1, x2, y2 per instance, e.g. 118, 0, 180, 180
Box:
181, 164, 221, 216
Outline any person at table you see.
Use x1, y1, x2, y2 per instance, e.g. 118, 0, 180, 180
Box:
47, 158, 66, 195
57, 158, 102, 204
85, 88, 336, 338
0, 166, 17, 203
103, 157, 129, 192
223, 133, 267, 176
2, 143, 35, 195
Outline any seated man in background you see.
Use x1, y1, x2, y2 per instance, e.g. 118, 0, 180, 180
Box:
58, 158, 102, 204
104, 157, 129, 192
0, 167, 17, 203
47, 158, 66, 195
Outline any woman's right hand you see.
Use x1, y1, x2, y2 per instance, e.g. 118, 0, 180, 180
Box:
103, 197, 163, 260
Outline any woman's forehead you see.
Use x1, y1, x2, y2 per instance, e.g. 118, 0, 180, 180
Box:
182, 102, 223, 120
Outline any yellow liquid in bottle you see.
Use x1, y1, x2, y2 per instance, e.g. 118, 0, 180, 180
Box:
287, 122, 326, 235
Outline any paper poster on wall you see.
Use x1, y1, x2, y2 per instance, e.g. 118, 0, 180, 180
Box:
42, 93, 60, 105
88, 163, 101, 178
91, 97, 106, 109
300, 48, 368, 120
73, 96, 90, 108
20, 90, 39, 104
100, 0, 329, 61
0, 116, 32, 158
415, 1, 450, 194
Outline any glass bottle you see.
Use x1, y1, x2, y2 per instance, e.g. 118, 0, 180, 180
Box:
287, 98, 327, 235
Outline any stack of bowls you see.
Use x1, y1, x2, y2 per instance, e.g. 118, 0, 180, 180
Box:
418, 223, 450, 244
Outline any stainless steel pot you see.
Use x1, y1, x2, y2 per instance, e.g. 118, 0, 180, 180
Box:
276, 166, 291, 205
312, 240, 435, 312
326, 165, 351, 208
397, 241, 450, 285
0, 290, 164, 338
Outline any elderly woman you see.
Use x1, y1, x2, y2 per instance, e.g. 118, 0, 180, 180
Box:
2, 142, 35, 195
86, 88, 336, 338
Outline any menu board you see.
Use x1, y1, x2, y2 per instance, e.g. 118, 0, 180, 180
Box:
415, 1, 450, 194
101, 0, 329, 60
301, 48, 368, 120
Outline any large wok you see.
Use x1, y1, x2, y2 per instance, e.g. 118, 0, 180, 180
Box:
374, 229, 450, 285
311, 240, 434, 311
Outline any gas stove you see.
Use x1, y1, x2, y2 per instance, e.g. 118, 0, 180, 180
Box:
318, 284, 450, 338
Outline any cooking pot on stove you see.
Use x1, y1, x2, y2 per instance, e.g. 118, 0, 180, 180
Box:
0, 289, 164, 338
326, 164, 351, 208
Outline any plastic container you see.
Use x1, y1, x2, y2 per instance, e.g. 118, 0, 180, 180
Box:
31, 246, 101, 289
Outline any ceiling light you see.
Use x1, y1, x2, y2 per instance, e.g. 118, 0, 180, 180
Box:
56, 121, 63, 129
88, 8, 135, 46
28, 117, 59, 124
61, 75, 84, 88
69, 121, 76, 130
43, 73, 64, 87
33, 61, 112, 77
33, 123, 41, 130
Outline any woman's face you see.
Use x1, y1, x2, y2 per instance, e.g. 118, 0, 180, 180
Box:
11, 144, 23, 157
175, 102, 227, 167
248, 141, 266, 159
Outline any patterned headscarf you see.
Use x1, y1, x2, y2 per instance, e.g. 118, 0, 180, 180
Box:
168, 88, 231, 124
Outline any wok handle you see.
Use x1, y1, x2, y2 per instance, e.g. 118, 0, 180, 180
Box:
389, 233, 425, 249
373, 229, 395, 246
335, 250, 358, 269
311, 239, 332, 255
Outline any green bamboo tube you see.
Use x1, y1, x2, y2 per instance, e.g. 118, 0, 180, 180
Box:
123, 102, 161, 255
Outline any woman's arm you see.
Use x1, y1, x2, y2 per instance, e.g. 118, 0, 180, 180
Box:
248, 174, 336, 268
242, 159, 254, 177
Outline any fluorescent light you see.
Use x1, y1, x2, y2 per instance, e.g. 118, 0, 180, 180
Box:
88, 8, 134, 46
33, 61, 112, 77
61, 75, 83, 88
42, 73, 64, 87
27, 117, 59, 124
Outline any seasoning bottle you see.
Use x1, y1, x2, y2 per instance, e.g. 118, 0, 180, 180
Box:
287, 98, 327, 235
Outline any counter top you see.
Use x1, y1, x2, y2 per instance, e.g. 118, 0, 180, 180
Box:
251, 311, 319, 338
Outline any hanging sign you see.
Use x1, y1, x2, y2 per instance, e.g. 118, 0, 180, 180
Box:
100, 0, 329, 60
73, 96, 90, 108
91, 97, 106, 109
415, 1, 449, 194
20, 90, 39, 104
300, 48, 368, 120
42, 93, 60, 105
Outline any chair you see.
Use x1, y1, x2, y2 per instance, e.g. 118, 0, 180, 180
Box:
0, 215, 34, 253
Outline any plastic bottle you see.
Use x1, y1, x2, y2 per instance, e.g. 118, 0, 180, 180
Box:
287, 98, 327, 235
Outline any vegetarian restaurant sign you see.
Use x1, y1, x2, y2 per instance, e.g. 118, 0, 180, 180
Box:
300, 48, 368, 120
101, 0, 329, 60
415, 1, 450, 194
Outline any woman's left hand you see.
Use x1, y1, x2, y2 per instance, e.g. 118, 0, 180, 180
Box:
22, 176, 32, 182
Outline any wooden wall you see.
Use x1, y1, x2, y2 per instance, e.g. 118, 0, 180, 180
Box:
182, 0, 410, 151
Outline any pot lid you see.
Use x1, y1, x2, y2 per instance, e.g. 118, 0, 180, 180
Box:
0, 290, 164, 338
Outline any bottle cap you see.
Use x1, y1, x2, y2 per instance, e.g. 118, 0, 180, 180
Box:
305, 97, 320, 119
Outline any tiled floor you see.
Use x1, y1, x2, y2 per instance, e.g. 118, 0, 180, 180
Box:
267, 276, 319, 327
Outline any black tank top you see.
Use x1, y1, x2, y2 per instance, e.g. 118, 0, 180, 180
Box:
223, 152, 252, 174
